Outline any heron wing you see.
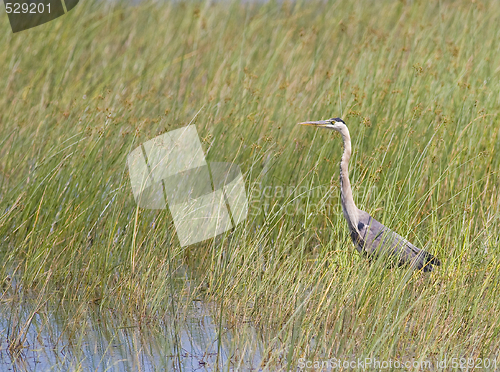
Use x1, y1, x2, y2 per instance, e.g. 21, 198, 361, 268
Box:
353, 209, 440, 271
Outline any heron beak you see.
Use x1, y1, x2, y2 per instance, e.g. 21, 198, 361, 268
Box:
298, 120, 330, 127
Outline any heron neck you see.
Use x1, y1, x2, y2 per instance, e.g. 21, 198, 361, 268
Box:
339, 129, 359, 231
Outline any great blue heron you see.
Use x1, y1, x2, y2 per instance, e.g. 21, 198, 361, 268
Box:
300, 118, 440, 272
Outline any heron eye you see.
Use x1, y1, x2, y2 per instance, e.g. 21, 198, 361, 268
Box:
358, 222, 365, 230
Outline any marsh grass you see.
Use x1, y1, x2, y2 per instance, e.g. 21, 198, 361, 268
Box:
1, 0, 500, 369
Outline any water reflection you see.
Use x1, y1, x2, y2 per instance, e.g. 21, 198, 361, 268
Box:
0, 299, 263, 371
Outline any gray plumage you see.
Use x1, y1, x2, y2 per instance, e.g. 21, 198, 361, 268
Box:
299, 117, 440, 272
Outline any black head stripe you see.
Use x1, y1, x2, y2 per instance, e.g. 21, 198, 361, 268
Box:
332, 117, 345, 124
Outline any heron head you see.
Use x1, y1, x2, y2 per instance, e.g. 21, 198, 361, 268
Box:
298, 117, 346, 131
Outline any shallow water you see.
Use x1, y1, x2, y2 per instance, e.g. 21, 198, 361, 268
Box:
0, 299, 263, 371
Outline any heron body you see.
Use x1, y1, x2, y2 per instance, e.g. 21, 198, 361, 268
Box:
300, 118, 440, 272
